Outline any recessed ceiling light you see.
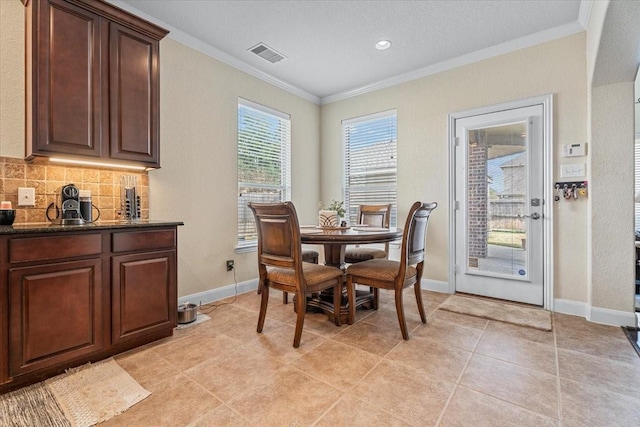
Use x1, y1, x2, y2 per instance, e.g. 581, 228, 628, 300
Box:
375, 40, 391, 51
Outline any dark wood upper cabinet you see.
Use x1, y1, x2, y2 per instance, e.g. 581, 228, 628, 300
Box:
25, 0, 168, 168
109, 23, 160, 165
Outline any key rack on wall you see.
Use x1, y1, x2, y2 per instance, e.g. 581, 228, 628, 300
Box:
554, 181, 588, 201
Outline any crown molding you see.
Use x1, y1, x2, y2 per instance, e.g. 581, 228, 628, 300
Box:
321, 20, 585, 105
107, 0, 321, 105
108, 1, 586, 107
578, 0, 594, 29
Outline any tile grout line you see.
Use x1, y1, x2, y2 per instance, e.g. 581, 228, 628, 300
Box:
309, 394, 346, 427
442, 319, 561, 423
552, 313, 564, 426
434, 307, 489, 426
182, 373, 254, 426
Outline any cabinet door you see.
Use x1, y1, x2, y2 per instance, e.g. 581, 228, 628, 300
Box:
112, 251, 176, 345
109, 23, 160, 166
9, 259, 103, 376
28, 0, 108, 158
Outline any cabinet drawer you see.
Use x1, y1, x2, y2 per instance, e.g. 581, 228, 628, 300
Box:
9, 233, 102, 263
112, 229, 176, 253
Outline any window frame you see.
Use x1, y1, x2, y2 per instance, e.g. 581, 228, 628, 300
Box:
342, 110, 398, 227
236, 98, 291, 251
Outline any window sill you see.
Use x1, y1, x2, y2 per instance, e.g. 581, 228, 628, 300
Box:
235, 244, 257, 254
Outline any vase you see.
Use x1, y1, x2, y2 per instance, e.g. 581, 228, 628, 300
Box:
318, 210, 339, 227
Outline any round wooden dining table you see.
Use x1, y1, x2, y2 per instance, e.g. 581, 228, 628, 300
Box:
300, 225, 403, 269
299, 225, 403, 323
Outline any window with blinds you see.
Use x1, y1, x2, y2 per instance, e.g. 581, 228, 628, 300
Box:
237, 98, 291, 248
343, 110, 398, 227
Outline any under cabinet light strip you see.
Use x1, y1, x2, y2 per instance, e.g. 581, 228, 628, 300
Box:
49, 158, 150, 171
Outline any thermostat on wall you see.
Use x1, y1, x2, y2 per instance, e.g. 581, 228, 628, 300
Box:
562, 143, 587, 157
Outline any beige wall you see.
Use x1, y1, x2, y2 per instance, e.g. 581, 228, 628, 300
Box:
0, 1, 320, 298
590, 82, 635, 312
0, 0, 25, 158
2, 0, 634, 318
585, 0, 638, 322
320, 33, 589, 303
151, 38, 320, 297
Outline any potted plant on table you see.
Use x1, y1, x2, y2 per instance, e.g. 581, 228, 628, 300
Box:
318, 199, 345, 227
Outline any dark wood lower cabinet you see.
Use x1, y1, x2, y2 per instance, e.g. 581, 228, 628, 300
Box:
112, 251, 176, 345
9, 259, 103, 376
0, 224, 180, 393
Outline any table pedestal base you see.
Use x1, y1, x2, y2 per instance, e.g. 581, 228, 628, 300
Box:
295, 288, 374, 324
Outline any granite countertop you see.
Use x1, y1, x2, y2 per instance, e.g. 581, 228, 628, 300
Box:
0, 220, 184, 235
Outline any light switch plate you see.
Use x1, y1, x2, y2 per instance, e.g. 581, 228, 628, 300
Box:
18, 187, 35, 206
560, 163, 586, 178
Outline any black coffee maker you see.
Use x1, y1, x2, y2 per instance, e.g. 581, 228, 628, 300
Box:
48, 184, 84, 225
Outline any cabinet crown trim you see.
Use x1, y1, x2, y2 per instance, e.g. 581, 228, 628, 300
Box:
58, 0, 168, 40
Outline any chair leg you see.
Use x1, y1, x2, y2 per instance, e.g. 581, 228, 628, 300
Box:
395, 287, 409, 340
414, 282, 427, 324
283, 291, 288, 304
333, 282, 342, 327
373, 288, 379, 310
293, 291, 306, 348
257, 283, 270, 333
346, 276, 355, 325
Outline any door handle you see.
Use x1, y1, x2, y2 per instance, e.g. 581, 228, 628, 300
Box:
519, 212, 541, 220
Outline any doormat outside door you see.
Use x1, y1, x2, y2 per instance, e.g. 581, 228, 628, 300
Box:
439, 294, 552, 331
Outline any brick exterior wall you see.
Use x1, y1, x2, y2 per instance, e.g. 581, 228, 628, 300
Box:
467, 141, 488, 259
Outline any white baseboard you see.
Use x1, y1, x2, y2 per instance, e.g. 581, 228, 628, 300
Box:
178, 280, 636, 328
180, 278, 450, 306
178, 278, 258, 306
553, 298, 636, 327
553, 298, 587, 317
421, 279, 451, 294
588, 305, 637, 327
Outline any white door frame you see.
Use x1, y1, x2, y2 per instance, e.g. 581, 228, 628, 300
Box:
448, 94, 554, 310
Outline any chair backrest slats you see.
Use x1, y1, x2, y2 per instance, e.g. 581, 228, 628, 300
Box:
400, 202, 438, 273
358, 204, 391, 228
248, 202, 302, 271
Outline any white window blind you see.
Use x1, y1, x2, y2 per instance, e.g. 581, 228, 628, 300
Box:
237, 98, 291, 248
343, 110, 398, 227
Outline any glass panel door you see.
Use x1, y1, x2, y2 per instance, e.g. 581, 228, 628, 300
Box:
466, 122, 528, 279
454, 104, 544, 305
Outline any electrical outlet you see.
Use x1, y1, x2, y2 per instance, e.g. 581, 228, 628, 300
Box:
226, 260, 234, 271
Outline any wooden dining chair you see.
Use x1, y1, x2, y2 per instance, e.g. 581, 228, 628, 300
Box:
258, 249, 318, 304
281, 249, 319, 304
345, 201, 437, 339
248, 201, 344, 348
344, 204, 392, 264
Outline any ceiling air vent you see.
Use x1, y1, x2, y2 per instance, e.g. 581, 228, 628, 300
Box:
248, 43, 286, 64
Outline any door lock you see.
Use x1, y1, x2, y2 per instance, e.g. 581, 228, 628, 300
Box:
519, 212, 541, 220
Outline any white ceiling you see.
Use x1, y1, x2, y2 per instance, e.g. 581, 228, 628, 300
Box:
113, 0, 586, 104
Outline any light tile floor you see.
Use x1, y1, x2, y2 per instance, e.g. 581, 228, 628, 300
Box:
104, 289, 640, 426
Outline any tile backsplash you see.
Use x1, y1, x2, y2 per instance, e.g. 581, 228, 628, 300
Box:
0, 156, 149, 224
